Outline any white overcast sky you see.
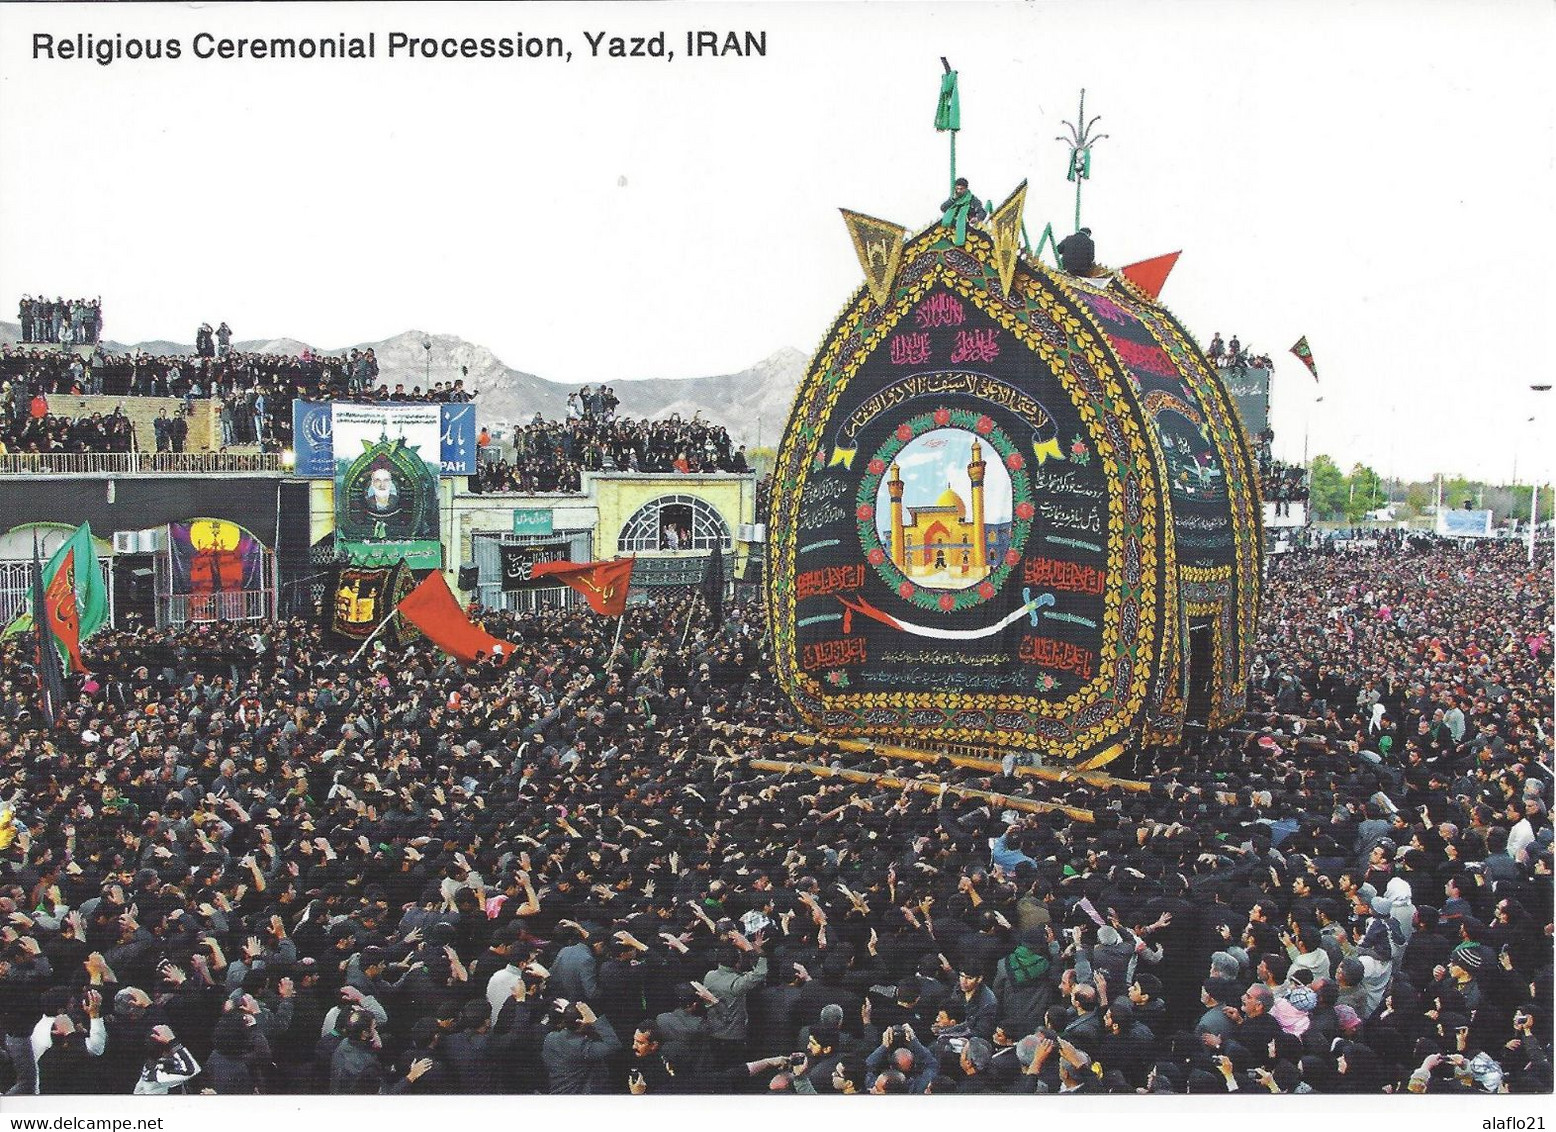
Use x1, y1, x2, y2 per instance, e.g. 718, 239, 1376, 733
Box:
1, 0, 1552, 483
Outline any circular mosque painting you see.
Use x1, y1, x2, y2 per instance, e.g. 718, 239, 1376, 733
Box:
856, 412, 1034, 613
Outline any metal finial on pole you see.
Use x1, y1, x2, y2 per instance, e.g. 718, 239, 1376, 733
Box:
1056, 89, 1107, 232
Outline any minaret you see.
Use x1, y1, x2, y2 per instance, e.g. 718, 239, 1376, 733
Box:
967, 441, 987, 571
887, 463, 906, 569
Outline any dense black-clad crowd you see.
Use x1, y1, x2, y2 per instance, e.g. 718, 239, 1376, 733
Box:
16, 298, 101, 347
0, 343, 477, 409
1206, 332, 1273, 373
0, 535, 1548, 1098
1263, 461, 1310, 515
1, 344, 356, 404
0, 340, 483, 457
0, 387, 136, 456
477, 411, 747, 494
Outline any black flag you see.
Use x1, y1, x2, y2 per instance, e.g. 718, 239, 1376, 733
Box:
499, 542, 569, 592
701, 545, 724, 626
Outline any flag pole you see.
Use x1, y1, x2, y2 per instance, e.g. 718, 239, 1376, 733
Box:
32, 531, 51, 725
681, 593, 701, 649
606, 611, 626, 670
348, 609, 398, 665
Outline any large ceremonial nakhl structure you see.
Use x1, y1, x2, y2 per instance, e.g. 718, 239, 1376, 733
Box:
766, 88, 1262, 770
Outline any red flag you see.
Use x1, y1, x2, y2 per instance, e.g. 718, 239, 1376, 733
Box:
530, 557, 635, 616
1117, 251, 1180, 300
394, 571, 515, 665
44, 547, 85, 673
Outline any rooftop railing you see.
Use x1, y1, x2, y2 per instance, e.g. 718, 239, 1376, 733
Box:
0, 451, 284, 475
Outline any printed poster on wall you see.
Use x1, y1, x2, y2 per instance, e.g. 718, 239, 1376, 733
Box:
333, 403, 442, 569
168, 519, 265, 595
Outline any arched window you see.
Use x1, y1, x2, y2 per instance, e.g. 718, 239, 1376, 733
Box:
618, 494, 731, 553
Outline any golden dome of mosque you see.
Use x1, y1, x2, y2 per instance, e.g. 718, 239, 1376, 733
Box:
934, 484, 966, 516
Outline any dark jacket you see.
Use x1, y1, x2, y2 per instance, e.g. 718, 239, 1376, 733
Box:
329, 1036, 384, 1094
541, 1015, 621, 1094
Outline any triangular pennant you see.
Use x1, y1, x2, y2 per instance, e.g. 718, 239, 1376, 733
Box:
990, 181, 1028, 297
1290, 335, 1319, 381
839, 209, 908, 308
1117, 251, 1180, 300
1031, 221, 1061, 268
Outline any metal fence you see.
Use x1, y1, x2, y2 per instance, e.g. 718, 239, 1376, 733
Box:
0, 557, 114, 627
0, 451, 283, 476
156, 547, 276, 628
161, 588, 273, 626
471, 530, 594, 613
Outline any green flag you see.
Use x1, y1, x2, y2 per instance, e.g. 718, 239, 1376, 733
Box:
935, 70, 960, 131
3, 523, 108, 643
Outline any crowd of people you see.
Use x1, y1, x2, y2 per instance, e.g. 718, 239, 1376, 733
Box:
1262, 460, 1310, 516
0, 343, 360, 404
1206, 333, 1273, 373
194, 324, 234, 360
475, 412, 747, 494
567, 385, 619, 423
15, 297, 101, 347
0, 387, 137, 457
0, 535, 1547, 1098
0, 338, 485, 457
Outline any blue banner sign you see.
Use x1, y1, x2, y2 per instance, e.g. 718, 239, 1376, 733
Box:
290, 401, 478, 477
439, 403, 478, 475
293, 401, 335, 477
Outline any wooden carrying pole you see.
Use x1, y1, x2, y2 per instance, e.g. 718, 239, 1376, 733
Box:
711, 723, 1149, 794
740, 757, 1095, 823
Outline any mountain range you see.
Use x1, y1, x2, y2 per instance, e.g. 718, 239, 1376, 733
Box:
0, 322, 807, 450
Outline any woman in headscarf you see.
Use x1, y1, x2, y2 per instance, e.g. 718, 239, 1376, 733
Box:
1334, 1040, 1390, 1093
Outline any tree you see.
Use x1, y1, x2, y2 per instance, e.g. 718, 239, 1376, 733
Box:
1508, 484, 1555, 526
1442, 475, 1480, 511
1308, 455, 1346, 519
1345, 463, 1385, 523
745, 446, 777, 477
